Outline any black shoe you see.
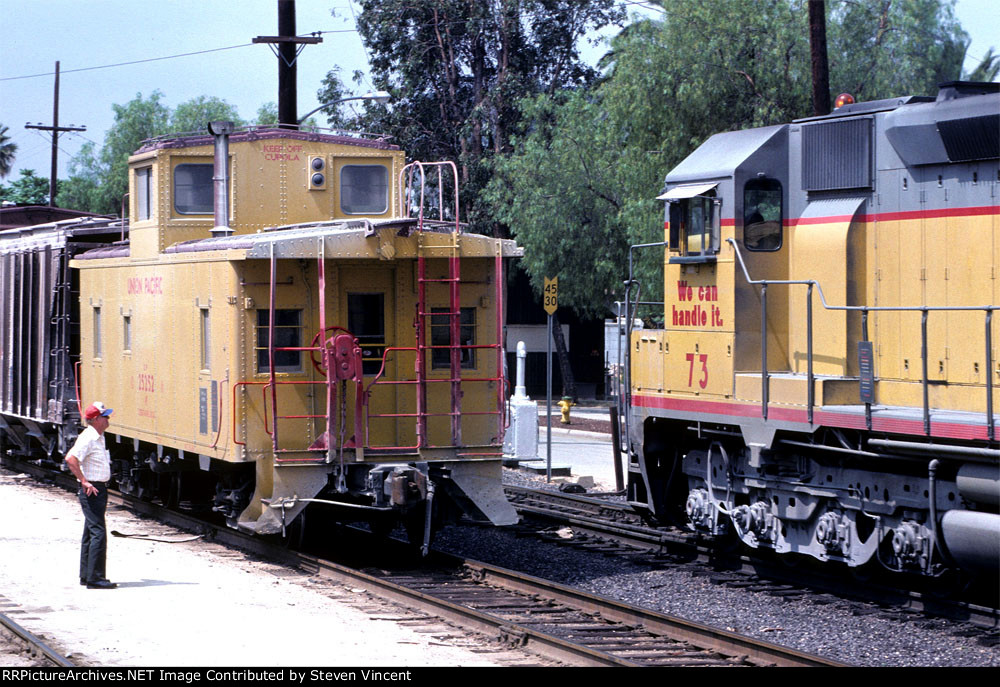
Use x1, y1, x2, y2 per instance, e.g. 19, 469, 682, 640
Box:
86, 579, 117, 589
80, 578, 86, 586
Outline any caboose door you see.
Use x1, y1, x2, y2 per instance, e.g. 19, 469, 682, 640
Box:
337, 266, 401, 450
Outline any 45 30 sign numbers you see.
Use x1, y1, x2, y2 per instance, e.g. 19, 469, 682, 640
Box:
544, 277, 558, 315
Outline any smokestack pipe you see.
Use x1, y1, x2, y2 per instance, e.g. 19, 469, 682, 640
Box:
208, 120, 234, 238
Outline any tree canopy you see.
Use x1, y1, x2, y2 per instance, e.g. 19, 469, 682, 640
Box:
0, 169, 52, 205
488, 0, 972, 318
58, 92, 257, 214
0, 124, 17, 179
349, 0, 626, 234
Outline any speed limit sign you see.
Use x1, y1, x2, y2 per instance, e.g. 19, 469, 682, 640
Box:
543, 277, 558, 315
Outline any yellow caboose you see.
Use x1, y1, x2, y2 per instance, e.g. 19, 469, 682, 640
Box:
72, 123, 521, 542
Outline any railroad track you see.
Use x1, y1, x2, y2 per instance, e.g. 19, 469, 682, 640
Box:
505, 484, 1000, 635
2, 457, 839, 667
0, 609, 74, 667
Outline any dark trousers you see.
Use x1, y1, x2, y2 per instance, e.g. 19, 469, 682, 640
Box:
78, 484, 108, 583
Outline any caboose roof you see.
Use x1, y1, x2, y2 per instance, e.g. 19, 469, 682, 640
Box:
134, 127, 400, 155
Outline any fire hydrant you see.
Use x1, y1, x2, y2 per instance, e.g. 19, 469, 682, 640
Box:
558, 397, 573, 424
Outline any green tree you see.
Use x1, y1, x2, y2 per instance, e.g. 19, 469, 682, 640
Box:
0, 169, 52, 205
486, 91, 629, 319
314, 67, 353, 129
965, 47, 999, 81
0, 124, 17, 179
60, 91, 171, 214
169, 95, 245, 134
827, 0, 967, 101
490, 0, 970, 320
96, 91, 171, 213
255, 102, 279, 126
351, 0, 625, 235
55, 141, 102, 211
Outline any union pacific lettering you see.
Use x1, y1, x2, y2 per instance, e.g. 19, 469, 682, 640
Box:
126, 276, 164, 296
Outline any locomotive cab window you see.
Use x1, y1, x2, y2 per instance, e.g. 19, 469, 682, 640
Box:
665, 185, 720, 262
743, 178, 782, 251
174, 163, 214, 215
340, 165, 388, 215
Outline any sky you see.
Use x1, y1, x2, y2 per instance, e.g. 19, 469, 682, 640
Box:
1, 0, 997, 184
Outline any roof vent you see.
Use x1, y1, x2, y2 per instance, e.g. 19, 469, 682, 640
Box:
936, 81, 1000, 101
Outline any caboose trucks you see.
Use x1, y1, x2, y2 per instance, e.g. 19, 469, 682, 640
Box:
65, 124, 520, 541
626, 82, 999, 578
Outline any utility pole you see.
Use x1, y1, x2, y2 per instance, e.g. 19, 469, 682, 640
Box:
808, 0, 831, 116
25, 61, 86, 207
253, 0, 322, 127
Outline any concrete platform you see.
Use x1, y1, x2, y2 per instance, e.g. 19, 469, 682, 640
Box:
0, 470, 514, 667
518, 461, 572, 477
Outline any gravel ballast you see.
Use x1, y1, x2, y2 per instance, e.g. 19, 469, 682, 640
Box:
431, 468, 1000, 668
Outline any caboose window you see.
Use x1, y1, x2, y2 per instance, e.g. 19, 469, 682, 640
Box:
256, 309, 303, 373
93, 306, 102, 359
347, 293, 386, 376
123, 314, 132, 352
431, 307, 476, 370
340, 165, 388, 214
200, 308, 211, 370
174, 163, 214, 215
136, 167, 151, 220
743, 178, 782, 251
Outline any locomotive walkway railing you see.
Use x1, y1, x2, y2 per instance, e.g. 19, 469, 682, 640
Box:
727, 238, 999, 440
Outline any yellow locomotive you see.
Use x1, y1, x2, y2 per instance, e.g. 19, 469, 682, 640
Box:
625, 82, 999, 578
1, 123, 521, 545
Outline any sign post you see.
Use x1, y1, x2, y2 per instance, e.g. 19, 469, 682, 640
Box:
544, 277, 558, 482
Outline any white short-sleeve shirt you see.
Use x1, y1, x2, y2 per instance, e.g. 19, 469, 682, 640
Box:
68, 425, 111, 483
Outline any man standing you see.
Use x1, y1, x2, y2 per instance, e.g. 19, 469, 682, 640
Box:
65, 401, 117, 589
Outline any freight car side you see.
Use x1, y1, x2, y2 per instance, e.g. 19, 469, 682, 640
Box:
0, 217, 125, 459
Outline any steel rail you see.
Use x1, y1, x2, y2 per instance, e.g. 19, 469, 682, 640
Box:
460, 560, 843, 668
506, 484, 1000, 632
0, 609, 74, 667
2, 457, 840, 667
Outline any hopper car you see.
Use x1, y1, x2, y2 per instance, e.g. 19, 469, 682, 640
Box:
623, 81, 1000, 579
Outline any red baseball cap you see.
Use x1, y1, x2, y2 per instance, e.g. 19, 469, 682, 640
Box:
84, 401, 113, 420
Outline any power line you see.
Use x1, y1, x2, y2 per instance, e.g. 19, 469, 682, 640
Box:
0, 30, 358, 83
